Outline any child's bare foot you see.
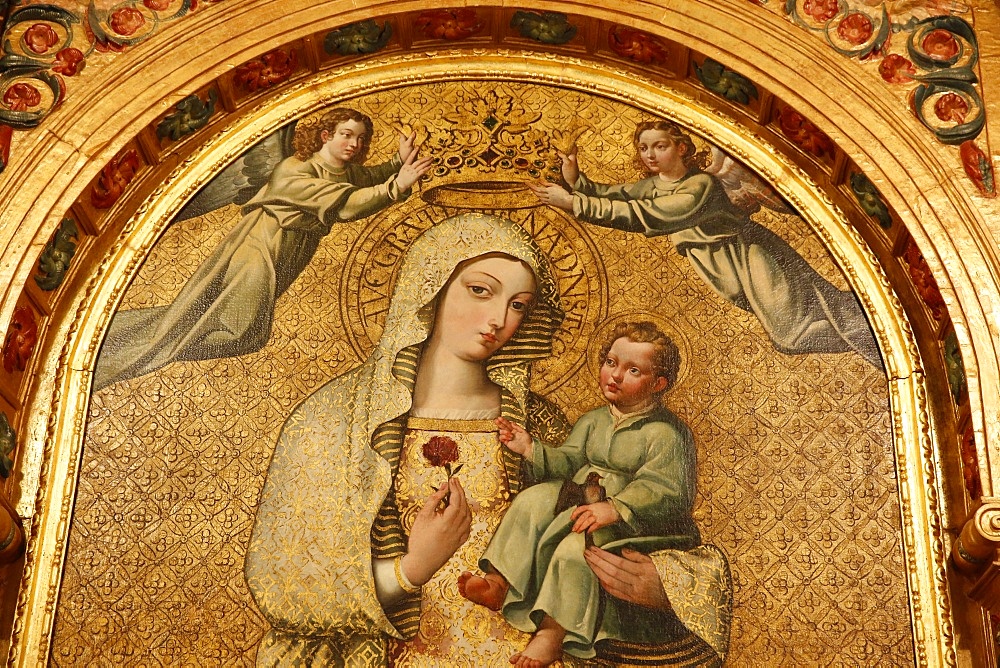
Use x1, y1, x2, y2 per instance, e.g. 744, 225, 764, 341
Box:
458, 571, 508, 611
509, 616, 565, 667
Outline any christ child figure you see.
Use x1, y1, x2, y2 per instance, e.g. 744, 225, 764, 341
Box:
459, 321, 700, 667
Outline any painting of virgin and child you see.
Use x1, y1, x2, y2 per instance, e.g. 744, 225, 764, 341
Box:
70, 90, 903, 666
244, 214, 732, 666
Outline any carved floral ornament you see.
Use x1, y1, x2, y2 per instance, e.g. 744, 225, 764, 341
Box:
2, 306, 38, 374
233, 49, 299, 93
0, 4, 989, 193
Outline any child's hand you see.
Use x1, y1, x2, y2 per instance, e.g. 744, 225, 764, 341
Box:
526, 182, 573, 211
571, 501, 621, 534
395, 150, 433, 192
558, 147, 579, 187
496, 417, 533, 459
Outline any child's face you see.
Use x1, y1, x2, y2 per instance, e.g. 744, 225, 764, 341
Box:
600, 337, 668, 412
636, 129, 685, 175
320, 119, 368, 166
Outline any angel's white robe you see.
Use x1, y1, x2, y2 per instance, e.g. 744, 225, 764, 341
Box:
93, 153, 404, 390
570, 171, 882, 368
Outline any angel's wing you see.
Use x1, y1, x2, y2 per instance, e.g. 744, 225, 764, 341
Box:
175, 123, 296, 221
704, 147, 791, 214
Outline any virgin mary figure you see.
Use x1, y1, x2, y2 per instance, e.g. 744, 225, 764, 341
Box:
244, 213, 732, 666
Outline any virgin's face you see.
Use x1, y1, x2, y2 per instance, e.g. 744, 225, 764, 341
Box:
431, 255, 537, 362
320, 119, 368, 167
636, 129, 685, 175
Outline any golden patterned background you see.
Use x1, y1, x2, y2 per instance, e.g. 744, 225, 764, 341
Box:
52, 82, 912, 665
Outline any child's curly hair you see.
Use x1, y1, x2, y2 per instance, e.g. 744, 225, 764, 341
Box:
292, 107, 374, 162
598, 320, 680, 395
632, 120, 706, 173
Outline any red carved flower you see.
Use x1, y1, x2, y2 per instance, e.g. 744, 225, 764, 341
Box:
143, 0, 171, 9
110, 7, 145, 36
837, 12, 872, 45
233, 49, 298, 92
52, 48, 85, 76
879, 54, 915, 83
423, 435, 460, 469
922, 29, 959, 61
778, 106, 834, 158
0, 125, 11, 170
92, 37, 127, 53
902, 240, 947, 322
803, 0, 840, 22
24, 24, 60, 55
960, 140, 996, 198
608, 26, 668, 65
2, 307, 38, 374
415, 9, 483, 40
91, 150, 140, 209
3, 83, 42, 112
961, 425, 981, 499
934, 92, 968, 123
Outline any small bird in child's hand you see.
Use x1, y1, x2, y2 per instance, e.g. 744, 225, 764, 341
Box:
554, 472, 606, 515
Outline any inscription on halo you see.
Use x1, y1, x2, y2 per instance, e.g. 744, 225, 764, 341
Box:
340, 182, 608, 395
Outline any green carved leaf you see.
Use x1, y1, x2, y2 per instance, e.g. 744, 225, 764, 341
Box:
695, 58, 758, 105
35, 217, 79, 291
324, 19, 392, 56
0, 412, 15, 478
156, 90, 218, 142
510, 11, 578, 45
944, 331, 967, 405
849, 173, 892, 229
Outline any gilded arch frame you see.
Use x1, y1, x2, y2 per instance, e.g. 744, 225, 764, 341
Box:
0, 1, 996, 664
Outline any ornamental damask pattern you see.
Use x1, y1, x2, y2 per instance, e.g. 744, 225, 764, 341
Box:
53, 83, 912, 665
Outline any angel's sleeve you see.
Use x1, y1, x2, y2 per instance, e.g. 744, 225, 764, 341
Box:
349, 154, 404, 187
571, 172, 634, 199
571, 173, 719, 237
329, 157, 409, 223
250, 156, 406, 232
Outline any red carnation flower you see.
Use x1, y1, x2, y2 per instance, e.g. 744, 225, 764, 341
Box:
422, 435, 462, 506
423, 435, 460, 469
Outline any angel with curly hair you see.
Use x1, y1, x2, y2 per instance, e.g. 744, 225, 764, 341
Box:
529, 119, 881, 368
95, 107, 432, 390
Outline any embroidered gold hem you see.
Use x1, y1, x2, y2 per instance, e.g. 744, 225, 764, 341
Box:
405, 416, 499, 432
